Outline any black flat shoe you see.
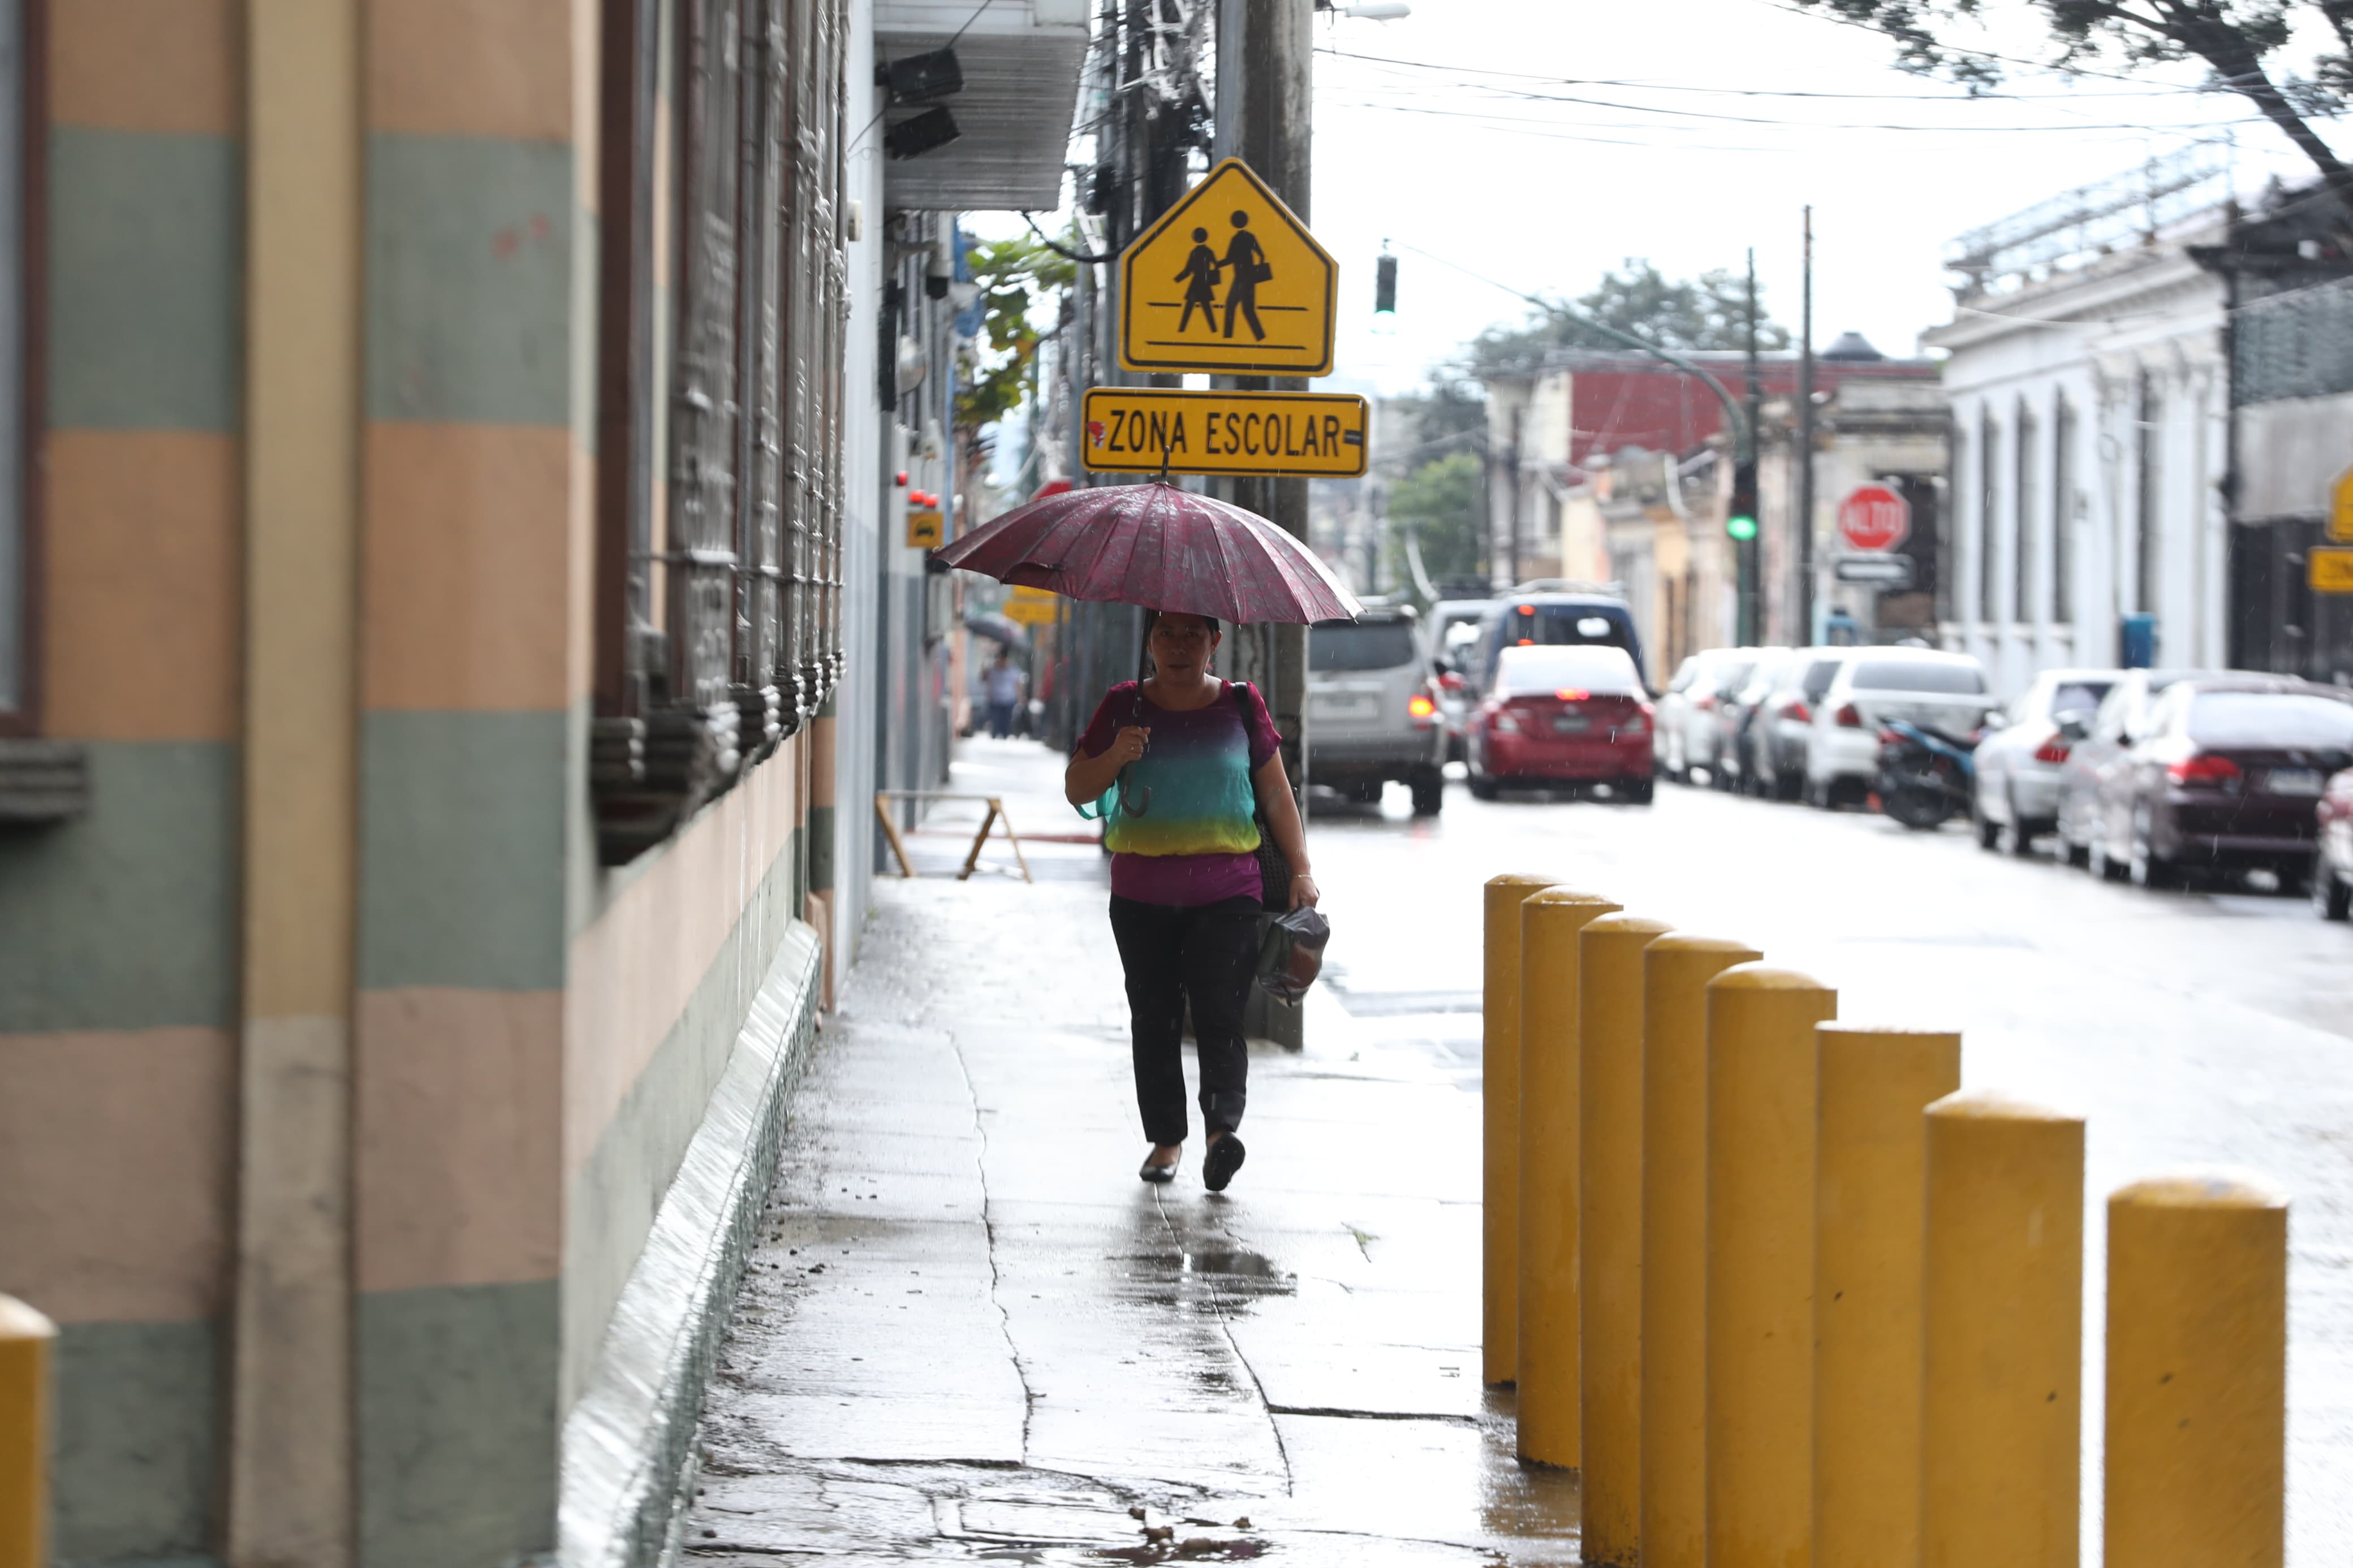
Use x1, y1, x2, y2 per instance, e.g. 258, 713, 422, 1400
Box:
1139, 1156, 1177, 1184
1202, 1134, 1247, 1193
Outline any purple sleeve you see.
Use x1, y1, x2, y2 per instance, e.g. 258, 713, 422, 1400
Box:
1077, 684, 1134, 759
1242, 682, 1280, 770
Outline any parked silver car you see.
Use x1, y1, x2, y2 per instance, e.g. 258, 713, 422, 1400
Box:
1306, 608, 1448, 815
1971, 667, 2122, 854
1805, 648, 1994, 809
1749, 649, 1850, 802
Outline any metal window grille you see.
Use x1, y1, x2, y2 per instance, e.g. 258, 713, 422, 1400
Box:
2234, 276, 2353, 407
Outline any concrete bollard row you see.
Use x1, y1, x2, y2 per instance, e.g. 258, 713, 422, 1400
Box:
1477, 871, 2291, 1568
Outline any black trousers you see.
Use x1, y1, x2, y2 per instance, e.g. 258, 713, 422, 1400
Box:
1107, 894, 1262, 1145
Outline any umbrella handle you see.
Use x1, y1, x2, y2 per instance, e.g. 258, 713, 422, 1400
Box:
1115, 764, 1152, 817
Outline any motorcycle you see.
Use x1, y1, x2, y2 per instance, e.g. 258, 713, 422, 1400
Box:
1876, 718, 1981, 830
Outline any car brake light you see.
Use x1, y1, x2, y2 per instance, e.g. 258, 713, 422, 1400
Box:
1408, 694, 1437, 719
1555, 688, 1590, 702
1516, 638, 1534, 647
1517, 603, 1536, 615
1438, 671, 1464, 692
2032, 737, 2071, 764
1835, 702, 1863, 728
1787, 701, 1811, 724
1694, 694, 1717, 710
1877, 727, 1901, 745
2167, 753, 2242, 788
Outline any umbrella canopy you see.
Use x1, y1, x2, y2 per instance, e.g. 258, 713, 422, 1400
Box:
934, 480, 1361, 625
963, 611, 1029, 649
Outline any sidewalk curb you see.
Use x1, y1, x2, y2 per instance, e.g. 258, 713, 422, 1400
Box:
558, 921, 825, 1568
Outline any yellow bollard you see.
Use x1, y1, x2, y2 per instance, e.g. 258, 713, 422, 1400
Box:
1516, 886, 1620, 1466
1639, 935, 1759, 1568
1484, 872, 1563, 1387
1920, 1091, 2084, 1568
1577, 913, 1673, 1565
1704, 965, 1835, 1568
0, 1295, 55, 1568
1813, 1026, 1961, 1568
2104, 1170, 2287, 1568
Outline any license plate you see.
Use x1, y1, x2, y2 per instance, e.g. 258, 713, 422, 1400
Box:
1313, 694, 1378, 720
2263, 767, 2324, 796
1552, 715, 1590, 734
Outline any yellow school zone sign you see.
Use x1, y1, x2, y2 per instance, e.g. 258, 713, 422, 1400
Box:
1118, 159, 1335, 376
2310, 546, 2353, 594
1081, 387, 1368, 478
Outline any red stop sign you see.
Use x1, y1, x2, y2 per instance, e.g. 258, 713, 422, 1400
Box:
1838, 484, 1911, 553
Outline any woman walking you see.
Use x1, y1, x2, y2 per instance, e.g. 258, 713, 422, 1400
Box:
1065, 611, 1317, 1191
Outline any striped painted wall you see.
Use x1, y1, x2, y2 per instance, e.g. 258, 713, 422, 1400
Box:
0, 1, 242, 1561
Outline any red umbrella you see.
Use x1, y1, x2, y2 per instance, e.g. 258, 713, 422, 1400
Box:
934, 480, 1362, 624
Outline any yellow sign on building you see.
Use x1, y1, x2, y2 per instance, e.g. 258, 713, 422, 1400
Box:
1002, 586, 1060, 625
906, 508, 944, 549
1082, 387, 1368, 478
1118, 158, 1335, 377
2331, 464, 2353, 543
2309, 546, 2353, 594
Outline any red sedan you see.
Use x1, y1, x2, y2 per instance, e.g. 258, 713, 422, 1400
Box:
1466, 645, 1654, 804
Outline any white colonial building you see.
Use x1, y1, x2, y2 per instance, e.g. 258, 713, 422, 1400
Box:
1923, 153, 2234, 698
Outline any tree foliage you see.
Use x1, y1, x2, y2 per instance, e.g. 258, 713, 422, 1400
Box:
955, 235, 1075, 433
1386, 449, 1486, 591
1462, 260, 1791, 380
1795, 0, 2353, 218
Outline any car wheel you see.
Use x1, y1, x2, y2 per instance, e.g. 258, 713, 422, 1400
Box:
2063, 836, 2091, 869
2314, 859, 2351, 921
1621, 776, 1655, 806
2002, 791, 2040, 857
1409, 767, 1445, 817
1975, 806, 1999, 850
2128, 807, 2184, 891
1468, 773, 1499, 802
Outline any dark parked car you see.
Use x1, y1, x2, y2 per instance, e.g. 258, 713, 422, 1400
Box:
2082, 676, 2353, 890
1464, 592, 1645, 704
2056, 669, 2226, 869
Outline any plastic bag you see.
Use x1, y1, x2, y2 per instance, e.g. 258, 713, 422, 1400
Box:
1255, 905, 1330, 1000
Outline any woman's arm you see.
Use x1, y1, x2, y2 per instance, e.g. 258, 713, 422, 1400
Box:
1252, 751, 1319, 910
1066, 725, 1147, 806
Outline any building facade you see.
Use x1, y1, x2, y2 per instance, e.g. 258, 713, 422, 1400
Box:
0, 2, 1083, 1565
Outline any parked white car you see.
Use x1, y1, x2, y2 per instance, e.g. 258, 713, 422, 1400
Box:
1804, 648, 1996, 809
1656, 647, 1761, 783
1971, 667, 2123, 854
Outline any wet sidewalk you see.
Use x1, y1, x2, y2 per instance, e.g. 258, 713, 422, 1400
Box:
683, 740, 1577, 1564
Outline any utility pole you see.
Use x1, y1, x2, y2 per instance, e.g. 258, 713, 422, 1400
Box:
1796, 206, 1818, 645
1216, 0, 1311, 1048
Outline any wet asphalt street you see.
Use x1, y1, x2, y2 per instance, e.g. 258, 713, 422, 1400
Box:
687, 741, 2352, 1564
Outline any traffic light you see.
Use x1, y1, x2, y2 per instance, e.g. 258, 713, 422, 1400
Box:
1372, 251, 1397, 335
1726, 456, 1759, 542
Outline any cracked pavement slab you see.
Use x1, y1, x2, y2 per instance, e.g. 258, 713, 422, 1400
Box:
686, 751, 1576, 1563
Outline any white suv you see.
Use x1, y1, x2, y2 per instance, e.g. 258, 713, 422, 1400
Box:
1804, 648, 1994, 809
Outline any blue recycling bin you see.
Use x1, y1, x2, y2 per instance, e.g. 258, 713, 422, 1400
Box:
2119, 612, 2158, 669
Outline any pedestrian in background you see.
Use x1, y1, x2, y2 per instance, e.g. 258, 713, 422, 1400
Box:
1064, 610, 1317, 1191
984, 648, 1025, 738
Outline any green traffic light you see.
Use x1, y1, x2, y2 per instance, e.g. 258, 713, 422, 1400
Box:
1726, 513, 1757, 542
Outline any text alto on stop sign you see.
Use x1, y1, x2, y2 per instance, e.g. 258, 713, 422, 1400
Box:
1837, 483, 1912, 554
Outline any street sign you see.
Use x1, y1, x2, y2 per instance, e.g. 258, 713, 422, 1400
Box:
906, 508, 944, 549
1834, 554, 1916, 589
1002, 586, 1059, 625
1837, 483, 1912, 554
1081, 387, 1368, 478
2310, 546, 2353, 594
1117, 158, 1335, 376
2331, 464, 2353, 543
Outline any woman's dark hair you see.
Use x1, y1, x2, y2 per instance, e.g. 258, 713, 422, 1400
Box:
1147, 610, 1220, 635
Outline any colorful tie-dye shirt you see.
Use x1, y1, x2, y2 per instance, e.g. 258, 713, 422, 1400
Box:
1078, 680, 1282, 906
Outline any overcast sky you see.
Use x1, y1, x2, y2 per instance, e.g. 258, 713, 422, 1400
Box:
968, 0, 2335, 412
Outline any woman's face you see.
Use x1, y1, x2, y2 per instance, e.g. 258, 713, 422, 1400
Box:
1149, 614, 1219, 681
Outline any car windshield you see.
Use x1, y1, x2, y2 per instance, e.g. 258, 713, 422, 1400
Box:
1799, 659, 1842, 699
1850, 659, 1987, 695
1498, 645, 1642, 696
1310, 620, 1418, 672
1500, 603, 1635, 654
1714, 659, 1757, 695
2187, 692, 2353, 749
